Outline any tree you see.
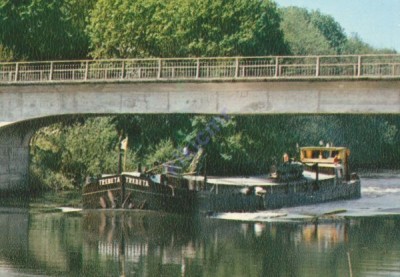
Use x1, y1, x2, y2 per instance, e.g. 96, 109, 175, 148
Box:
30, 117, 123, 190
87, 0, 164, 58
279, 7, 335, 55
0, 0, 93, 60
310, 10, 347, 54
176, 0, 288, 57
280, 7, 396, 56
87, 0, 289, 58
342, 33, 397, 54
0, 44, 14, 61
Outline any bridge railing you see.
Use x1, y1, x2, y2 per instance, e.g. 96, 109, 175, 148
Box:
1, 54, 400, 83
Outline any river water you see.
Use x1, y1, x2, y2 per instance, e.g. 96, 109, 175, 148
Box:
1, 175, 400, 276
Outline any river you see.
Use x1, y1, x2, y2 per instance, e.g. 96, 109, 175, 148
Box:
1, 174, 400, 276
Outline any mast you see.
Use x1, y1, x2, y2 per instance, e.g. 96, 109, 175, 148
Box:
118, 135, 126, 207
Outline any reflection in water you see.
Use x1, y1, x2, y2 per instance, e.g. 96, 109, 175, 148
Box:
1, 209, 400, 276
82, 211, 201, 276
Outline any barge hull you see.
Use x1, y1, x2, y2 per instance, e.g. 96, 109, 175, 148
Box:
83, 175, 361, 214
197, 177, 361, 213
83, 176, 197, 214
263, 178, 361, 210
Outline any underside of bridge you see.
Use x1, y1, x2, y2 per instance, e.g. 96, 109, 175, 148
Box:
1, 81, 400, 124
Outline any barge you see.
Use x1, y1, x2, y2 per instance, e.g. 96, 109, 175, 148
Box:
82, 146, 361, 214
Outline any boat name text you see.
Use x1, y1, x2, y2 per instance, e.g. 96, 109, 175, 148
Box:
99, 177, 120, 186
126, 177, 149, 187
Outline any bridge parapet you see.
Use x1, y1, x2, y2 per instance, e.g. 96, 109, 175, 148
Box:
1, 54, 400, 84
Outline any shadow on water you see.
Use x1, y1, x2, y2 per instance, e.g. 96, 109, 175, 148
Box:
1, 208, 400, 276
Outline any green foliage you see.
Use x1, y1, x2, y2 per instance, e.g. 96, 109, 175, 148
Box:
61, 117, 120, 179
280, 7, 336, 55
342, 33, 397, 54
338, 115, 400, 168
309, 10, 347, 54
280, 7, 396, 56
87, 0, 288, 58
30, 114, 400, 191
0, 44, 14, 61
30, 118, 120, 191
181, 115, 254, 175
30, 124, 71, 191
87, 0, 161, 58
144, 139, 178, 172
175, 0, 288, 56
1, 0, 395, 60
0, 0, 93, 60
379, 121, 398, 145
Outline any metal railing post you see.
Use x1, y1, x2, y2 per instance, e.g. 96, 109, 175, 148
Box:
157, 59, 162, 79
316, 56, 320, 77
84, 61, 89, 81
357, 55, 362, 77
121, 60, 125, 80
196, 59, 200, 79
49, 61, 54, 81
235, 57, 239, 78
275, 57, 279, 77
14, 62, 19, 82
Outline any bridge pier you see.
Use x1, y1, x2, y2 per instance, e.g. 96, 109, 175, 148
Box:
0, 124, 33, 194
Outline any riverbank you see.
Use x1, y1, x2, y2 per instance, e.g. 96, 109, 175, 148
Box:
29, 190, 82, 209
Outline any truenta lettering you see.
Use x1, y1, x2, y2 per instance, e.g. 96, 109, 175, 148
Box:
125, 177, 149, 187
99, 177, 120, 186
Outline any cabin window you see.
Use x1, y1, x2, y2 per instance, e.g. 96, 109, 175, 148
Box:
303, 149, 341, 160
304, 150, 314, 158
322, 151, 330, 158
331, 151, 339, 158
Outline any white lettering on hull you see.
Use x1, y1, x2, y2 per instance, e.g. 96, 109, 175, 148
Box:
99, 177, 120, 186
126, 177, 149, 187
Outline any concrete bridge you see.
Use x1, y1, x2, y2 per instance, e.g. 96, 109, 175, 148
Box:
1, 54, 400, 193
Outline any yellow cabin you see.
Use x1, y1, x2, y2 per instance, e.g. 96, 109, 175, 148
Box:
300, 146, 351, 180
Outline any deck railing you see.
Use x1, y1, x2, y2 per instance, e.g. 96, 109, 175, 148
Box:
1, 54, 400, 83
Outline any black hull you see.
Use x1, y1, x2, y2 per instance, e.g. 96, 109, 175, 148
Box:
83, 181, 197, 215
124, 185, 197, 214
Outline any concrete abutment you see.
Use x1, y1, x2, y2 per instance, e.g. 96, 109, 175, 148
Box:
0, 124, 33, 193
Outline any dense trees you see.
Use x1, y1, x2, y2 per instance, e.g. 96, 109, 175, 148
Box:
30, 118, 121, 190
172, 0, 289, 56
87, 0, 288, 58
279, 6, 397, 55
279, 7, 336, 55
0, 0, 94, 60
30, 114, 400, 191
309, 10, 347, 54
1, 0, 396, 60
